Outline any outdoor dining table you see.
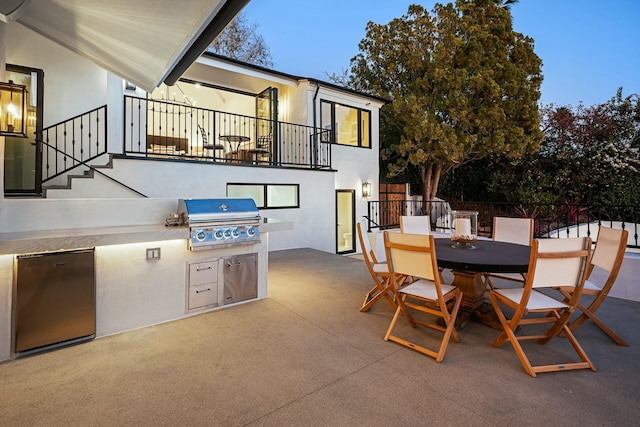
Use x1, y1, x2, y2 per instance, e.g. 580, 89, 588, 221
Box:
219, 134, 250, 161
433, 238, 531, 329
369, 230, 530, 329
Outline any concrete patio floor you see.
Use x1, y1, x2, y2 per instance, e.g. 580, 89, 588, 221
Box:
1, 248, 638, 426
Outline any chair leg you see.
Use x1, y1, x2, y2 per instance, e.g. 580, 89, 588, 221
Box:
359, 279, 396, 312
436, 290, 463, 362
384, 304, 405, 341
569, 302, 629, 346
483, 274, 495, 291
489, 293, 537, 377
560, 289, 629, 346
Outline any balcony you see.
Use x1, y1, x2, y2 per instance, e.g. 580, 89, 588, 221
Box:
123, 96, 332, 169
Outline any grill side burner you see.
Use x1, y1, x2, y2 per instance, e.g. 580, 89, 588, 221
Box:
177, 198, 261, 250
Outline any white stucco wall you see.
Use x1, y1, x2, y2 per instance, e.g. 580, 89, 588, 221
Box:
38, 159, 337, 253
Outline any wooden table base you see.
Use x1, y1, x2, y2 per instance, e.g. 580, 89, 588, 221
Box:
449, 270, 502, 330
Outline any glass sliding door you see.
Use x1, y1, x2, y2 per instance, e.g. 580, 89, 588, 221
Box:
256, 87, 278, 163
4, 65, 43, 196
336, 190, 355, 254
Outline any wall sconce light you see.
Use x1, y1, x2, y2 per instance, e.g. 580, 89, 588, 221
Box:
362, 181, 372, 197
0, 80, 28, 137
125, 81, 137, 91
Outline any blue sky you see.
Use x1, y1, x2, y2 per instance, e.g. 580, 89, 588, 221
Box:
242, 0, 639, 107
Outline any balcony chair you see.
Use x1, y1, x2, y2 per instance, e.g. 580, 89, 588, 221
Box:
483, 216, 534, 290
247, 134, 271, 164
489, 237, 595, 377
400, 215, 431, 234
557, 226, 629, 346
356, 219, 397, 312
198, 125, 224, 160
383, 231, 462, 362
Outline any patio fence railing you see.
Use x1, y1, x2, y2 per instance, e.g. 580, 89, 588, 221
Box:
366, 199, 640, 249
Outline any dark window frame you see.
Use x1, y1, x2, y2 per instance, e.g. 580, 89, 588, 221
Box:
320, 100, 371, 148
227, 183, 300, 209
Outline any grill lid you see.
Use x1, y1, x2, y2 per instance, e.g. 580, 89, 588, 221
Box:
178, 198, 260, 223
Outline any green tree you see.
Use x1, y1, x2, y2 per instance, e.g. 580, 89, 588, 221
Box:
208, 12, 273, 67
349, 1, 543, 201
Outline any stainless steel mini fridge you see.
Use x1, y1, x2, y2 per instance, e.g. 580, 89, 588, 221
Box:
14, 248, 96, 355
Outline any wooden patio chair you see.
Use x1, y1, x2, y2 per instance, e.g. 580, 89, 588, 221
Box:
356, 219, 396, 312
484, 216, 534, 290
400, 215, 431, 234
489, 237, 595, 377
383, 231, 462, 362
557, 226, 629, 346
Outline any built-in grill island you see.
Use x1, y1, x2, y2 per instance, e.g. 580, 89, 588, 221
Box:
0, 199, 291, 361
178, 198, 261, 311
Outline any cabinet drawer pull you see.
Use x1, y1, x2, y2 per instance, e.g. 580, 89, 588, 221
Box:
196, 266, 212, 271
195, 288, 211, 293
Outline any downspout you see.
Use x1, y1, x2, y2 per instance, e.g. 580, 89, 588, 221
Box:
312, 83, 320, 168
312, 82, 320, 129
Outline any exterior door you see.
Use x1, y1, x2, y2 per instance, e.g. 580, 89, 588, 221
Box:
4, 65, 44, 196
336, 190, 355, 254
256, 87, 278, 162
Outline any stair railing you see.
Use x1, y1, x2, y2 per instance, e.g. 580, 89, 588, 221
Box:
40, 105, 108, 183
39, 105, 147, 197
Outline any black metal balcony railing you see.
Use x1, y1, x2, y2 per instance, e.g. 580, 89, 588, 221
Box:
40, 105, 108, 184
123, 96, 332, 169
366, 199, 640, 249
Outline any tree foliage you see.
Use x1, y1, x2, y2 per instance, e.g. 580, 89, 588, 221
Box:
483, 89, 640, 207
208, 12, 273, 67
348, 0, 543, 201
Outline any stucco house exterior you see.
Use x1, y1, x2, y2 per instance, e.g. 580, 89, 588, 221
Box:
0, 0, 383, 361
1, 7, 384, 255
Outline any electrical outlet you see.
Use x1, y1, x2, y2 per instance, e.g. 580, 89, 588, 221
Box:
146, 247, 161, 260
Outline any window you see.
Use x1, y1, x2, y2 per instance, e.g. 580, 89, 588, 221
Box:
320, 100, 371, 148
227, 183, 299, 209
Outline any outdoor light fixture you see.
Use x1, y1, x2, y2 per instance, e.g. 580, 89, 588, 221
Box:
0, 80, 28, 137
362, 182, 372, 197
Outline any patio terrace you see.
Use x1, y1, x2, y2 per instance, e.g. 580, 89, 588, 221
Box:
1, 248, 638, 425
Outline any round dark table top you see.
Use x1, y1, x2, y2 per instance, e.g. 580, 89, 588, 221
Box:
434, 238, 530, 273
219, 135, 250, 143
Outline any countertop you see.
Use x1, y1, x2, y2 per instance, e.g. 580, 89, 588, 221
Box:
0, 218, 293, 255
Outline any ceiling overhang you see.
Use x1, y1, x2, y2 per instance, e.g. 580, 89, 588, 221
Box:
2, 0, 249, 92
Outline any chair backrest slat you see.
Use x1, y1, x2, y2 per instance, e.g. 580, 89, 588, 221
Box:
493, 217, 534, 246
400, 216, 431, 234
530, 238, 591, 289
591, 226, 628, 272
385, 232, 437, 281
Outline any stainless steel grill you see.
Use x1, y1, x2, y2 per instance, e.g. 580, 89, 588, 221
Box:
177, 198, 261, 250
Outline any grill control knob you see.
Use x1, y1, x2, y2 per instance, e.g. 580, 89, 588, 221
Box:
246, 226, 255, 236
231, 228, 240, 238
214, 229, 224, 239
223, 228, 232, 239
195, 230, 206, 241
